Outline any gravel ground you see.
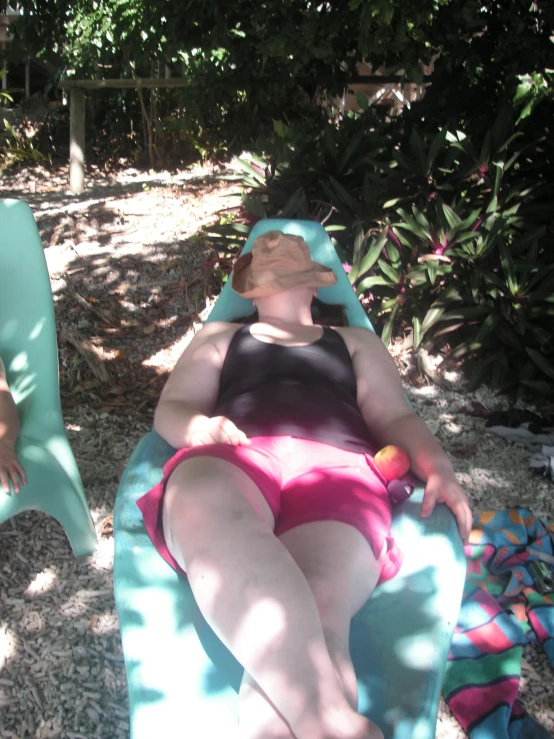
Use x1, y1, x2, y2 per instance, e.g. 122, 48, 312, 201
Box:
1, 164, 553, 738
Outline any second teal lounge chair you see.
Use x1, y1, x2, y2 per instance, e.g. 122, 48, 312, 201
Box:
0, 199, 97, 559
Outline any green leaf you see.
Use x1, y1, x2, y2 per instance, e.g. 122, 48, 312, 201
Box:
479, 131, 491, 164
410, 129, 427, 176
350, 223, 365, 282
281, 187, 306, 218
475, 313, 501, 342
273, 120, 291, 139
356, 231, 387, 280
377, 259, 401, 283
356, 275, 391, 293
427, 128, 448, 173
395, 208, 431, 240
438, 306, 490, 321
499, 242, 518, 295
235, 158, 267, 186
339, 129, 366, 173
458, 209, 482, 230
526, 348, 554, 380
421, 306, 446, 333
516, 100, 533, 123
441, 202, 462, 229
514, 79, 533, 103
241, 193, 266, 219
381, 302, 400, 347
356, 92, 369, 111
493, 162, 503, 198
328, 176, 357, 212
387, 243, 400, 266
426, 260, 438, 284
451, 341, 483, 359
413, 207, 434, 235
412, 315, 422, 349
486, 195, 498, 215
390, 226, 414, 248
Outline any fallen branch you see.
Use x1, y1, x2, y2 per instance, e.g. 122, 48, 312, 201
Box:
72, 291, 117, 327
60, 329, 112, 384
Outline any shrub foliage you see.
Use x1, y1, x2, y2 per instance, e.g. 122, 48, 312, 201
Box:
206, 92, 554, 401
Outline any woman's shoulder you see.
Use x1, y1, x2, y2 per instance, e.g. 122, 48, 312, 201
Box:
332, 325, 383, 349
197, 320, 241, 337
190, 321, 243, 354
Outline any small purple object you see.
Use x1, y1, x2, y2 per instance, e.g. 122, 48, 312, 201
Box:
387, 477, 415, 506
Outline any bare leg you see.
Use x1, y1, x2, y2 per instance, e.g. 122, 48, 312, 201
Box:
162, 458, 380, 739
238, 521, 382, 739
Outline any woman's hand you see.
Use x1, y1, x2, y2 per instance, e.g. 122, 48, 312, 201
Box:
420, 469, 472, 545
0, 439, 26, 493
188, 415, 251, 447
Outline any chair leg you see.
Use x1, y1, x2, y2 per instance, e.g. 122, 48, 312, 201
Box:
0, 444, 97, 558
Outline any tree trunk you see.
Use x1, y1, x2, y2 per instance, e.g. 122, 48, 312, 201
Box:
129, 61, 156, 169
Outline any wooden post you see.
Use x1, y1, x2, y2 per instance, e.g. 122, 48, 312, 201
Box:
69, 87, 85, 195
25, 61, 30, 98
1, 41, 7, 92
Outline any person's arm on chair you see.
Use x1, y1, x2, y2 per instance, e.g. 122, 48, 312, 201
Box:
0, 356, 26, 493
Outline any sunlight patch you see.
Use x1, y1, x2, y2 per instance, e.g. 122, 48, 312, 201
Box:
91, 536, 114, 571
235, 598, 286, 653
0, 624, 18, 670
142, 331, 193, 370
88, 611, 119, 636
28, 318, 46, 341
410, 384, 439, 399
25, 568, 57, 597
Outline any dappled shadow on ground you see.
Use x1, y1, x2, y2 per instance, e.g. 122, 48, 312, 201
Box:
3, 162, 241, 421
55, 238, 216, 418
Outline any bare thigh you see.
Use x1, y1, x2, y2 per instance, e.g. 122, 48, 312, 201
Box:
162, 455, 276, 573
279, 520, 381, 623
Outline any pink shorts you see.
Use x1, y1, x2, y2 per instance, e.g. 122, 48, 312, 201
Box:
136, 435, 403, 585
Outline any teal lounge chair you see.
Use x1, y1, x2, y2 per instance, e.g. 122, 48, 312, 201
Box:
114, 219, 466, 739
0, 199, 97, 558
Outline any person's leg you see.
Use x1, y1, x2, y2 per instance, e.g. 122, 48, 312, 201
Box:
237, 520, 382, 739
162, 457, 379, 739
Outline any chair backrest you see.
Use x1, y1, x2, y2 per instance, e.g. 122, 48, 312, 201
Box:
0, 199, 63, 431
208, 219, 375, 331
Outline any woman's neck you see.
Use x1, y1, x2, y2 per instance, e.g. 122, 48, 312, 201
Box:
255, 309, 314, 328
255, 289, 315, 327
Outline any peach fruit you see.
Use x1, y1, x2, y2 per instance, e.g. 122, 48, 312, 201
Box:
373, 445, 410, 482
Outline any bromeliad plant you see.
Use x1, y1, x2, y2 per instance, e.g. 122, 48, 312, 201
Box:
204, 101, 554, 400
426, 231, 554, 397
350, 189, 554, 398
347, 197, 485, 347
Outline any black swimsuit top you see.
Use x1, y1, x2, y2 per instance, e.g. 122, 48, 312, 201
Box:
213, 325, 373, 452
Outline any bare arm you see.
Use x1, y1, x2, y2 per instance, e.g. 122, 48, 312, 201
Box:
154, 322, 250, 449
345, 328, 472, 543
0, 357, 26, 493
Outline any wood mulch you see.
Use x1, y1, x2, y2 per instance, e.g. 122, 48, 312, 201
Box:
1, 161, 553, 738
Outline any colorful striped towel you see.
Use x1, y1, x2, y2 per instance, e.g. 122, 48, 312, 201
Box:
442, 508, 554, 738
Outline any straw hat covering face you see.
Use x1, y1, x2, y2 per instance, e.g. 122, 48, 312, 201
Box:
231, 230, 337, 299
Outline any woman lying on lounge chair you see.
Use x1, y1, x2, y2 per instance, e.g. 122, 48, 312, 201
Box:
136, 230, 472, 739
